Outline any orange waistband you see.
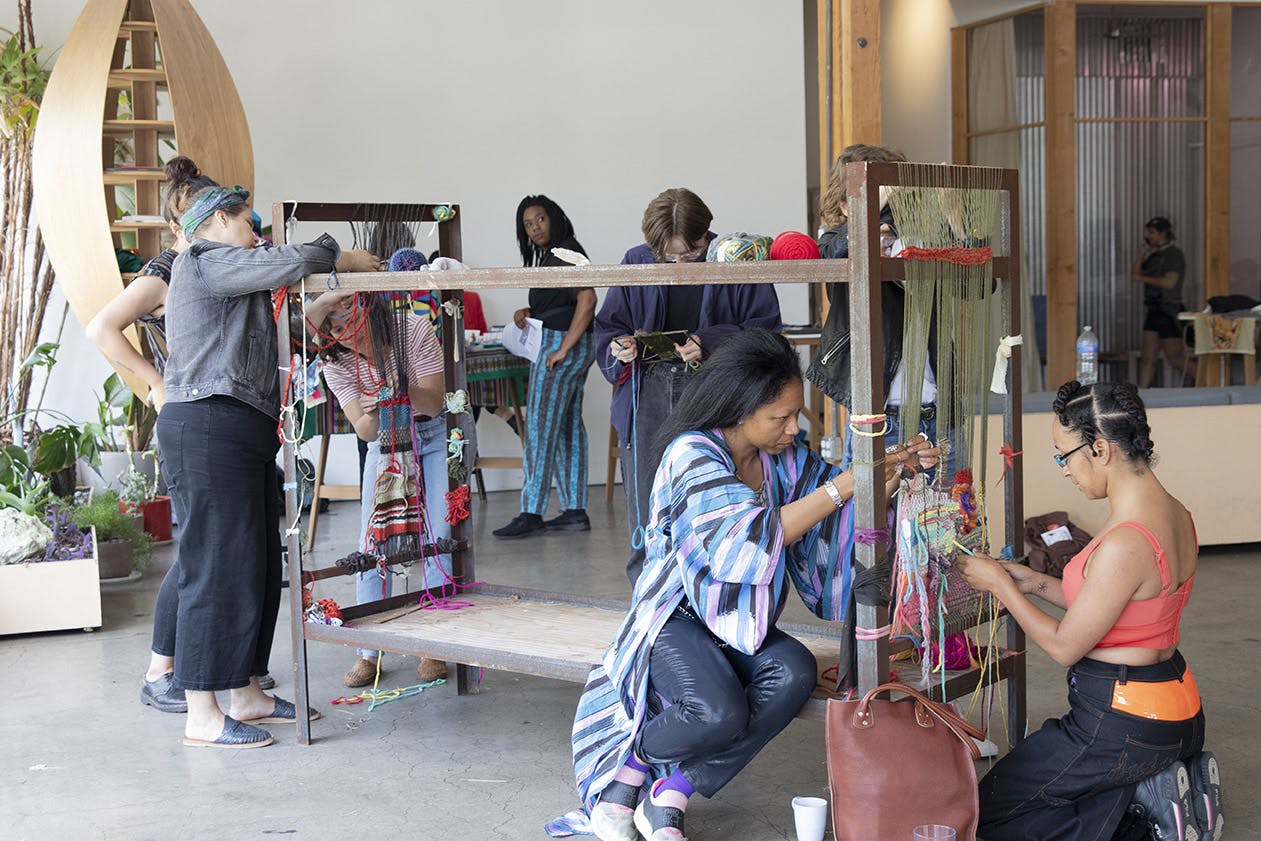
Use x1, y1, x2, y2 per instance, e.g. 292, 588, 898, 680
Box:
1110, 669, 1201, 722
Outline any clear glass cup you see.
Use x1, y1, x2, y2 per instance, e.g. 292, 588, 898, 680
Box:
912, 825, 957, 841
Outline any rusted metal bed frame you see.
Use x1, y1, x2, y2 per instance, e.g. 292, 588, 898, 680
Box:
274, 162, 1026, 746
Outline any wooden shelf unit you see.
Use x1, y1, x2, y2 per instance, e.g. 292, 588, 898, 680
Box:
33, 0, 254, 399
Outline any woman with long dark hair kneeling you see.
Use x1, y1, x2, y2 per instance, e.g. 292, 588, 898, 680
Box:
554, 330, 936, 841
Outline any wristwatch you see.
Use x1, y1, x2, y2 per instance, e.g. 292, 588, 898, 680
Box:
822, 478, 845, 508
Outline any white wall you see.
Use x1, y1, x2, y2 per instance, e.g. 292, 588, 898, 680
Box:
17, 0, 809, 491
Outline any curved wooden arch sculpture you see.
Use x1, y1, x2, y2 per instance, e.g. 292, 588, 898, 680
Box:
33, 0, 252, 397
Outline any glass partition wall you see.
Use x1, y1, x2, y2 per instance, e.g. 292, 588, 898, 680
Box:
955, 2, 1260, 387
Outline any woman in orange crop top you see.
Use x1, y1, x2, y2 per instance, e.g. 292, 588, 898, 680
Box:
957, 381, 1222, 841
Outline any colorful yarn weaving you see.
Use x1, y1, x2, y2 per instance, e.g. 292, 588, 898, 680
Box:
304, 596, 343, 626
444, 485, 471, 526
898, 245, 993, 266
854, 527, 890, 545
769, 231, 821, 261
706, 232, 772, 263
927, 633, 982, 671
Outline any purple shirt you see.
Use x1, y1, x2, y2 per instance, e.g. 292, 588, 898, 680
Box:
594, 243, 782, 440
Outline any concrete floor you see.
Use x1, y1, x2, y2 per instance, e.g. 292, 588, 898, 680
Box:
2, 488, 1257, 840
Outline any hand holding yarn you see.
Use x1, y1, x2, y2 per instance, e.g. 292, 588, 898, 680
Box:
611, 336, 637, 364
674, 335, 702, 365
954, 552, 1007, 596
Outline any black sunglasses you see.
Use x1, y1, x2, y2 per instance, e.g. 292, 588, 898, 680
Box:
1052, 442, 1092, 468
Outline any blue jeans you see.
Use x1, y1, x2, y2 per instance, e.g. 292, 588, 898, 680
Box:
355, 415, 459, 658
621, 362, 695, 585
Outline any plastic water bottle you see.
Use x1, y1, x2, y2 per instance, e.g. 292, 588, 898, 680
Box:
1076, 325, 1099, 385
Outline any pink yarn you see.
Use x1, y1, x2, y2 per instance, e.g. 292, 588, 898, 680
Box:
769, 231, 820, 261
927, 632, 980, 670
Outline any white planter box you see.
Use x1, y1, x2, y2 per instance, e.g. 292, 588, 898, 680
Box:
0, 528, 101, 635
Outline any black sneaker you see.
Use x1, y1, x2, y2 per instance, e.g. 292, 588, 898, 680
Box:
545, 509, 591, 532
1188, 751, 1223, 841
141, 672, 188, 713
492, 513, 547, 539
633, 795, 687, 841
1133, 762, 1199, 841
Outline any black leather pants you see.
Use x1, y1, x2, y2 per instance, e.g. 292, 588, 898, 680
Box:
635, 606, 818, 798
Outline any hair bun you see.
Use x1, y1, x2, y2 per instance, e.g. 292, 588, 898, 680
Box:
164, 156, 202, 185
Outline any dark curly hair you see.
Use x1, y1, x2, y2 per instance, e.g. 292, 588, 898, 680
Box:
1052, 380, 1156, 467
515, 195, 579, 266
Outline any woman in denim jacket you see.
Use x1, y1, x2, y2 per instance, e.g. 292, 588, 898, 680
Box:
159, 185, 377, 748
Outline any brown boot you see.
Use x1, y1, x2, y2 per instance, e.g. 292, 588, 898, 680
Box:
343, 657, 380, 688
417, 658, 448, 683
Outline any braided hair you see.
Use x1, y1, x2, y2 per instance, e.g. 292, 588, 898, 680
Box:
1053, 380, 1156, 467
515, 195, 577, 266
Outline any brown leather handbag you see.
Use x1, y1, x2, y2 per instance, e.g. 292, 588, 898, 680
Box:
825, 682, 986, 841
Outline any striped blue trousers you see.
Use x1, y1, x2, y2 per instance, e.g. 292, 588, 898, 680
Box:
521, 329, 594, 515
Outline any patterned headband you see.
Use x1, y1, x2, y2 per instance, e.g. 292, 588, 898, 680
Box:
180, 186, 250, 239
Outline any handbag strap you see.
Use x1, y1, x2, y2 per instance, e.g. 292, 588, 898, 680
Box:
856, 682, 987, 759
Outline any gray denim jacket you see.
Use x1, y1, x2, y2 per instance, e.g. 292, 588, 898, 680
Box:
163, 234, 340, 419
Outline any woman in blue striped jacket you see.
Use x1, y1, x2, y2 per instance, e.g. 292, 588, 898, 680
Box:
552, 330, 936, 841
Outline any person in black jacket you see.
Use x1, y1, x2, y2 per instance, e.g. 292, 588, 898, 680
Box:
805, 144, 944, 467
494, 195, 598, 539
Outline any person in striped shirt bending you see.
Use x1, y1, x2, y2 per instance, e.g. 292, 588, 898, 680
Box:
553, 329, 937, 841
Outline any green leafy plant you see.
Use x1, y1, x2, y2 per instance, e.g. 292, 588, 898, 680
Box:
0, 442, 48, 515
70, 489, 152, 566
117, 455, 159, 512
84, 372, 156, 454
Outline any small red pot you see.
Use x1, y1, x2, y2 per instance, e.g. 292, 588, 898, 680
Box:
120, 496, 173, 542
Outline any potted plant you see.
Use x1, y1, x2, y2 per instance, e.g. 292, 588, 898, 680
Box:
69, 489, 151, 580
118, 455, 171, 542
80, 372, 157, 494
0, 504, 101, 635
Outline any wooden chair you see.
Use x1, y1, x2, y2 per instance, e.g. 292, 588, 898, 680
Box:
1192, 314, 1257, 388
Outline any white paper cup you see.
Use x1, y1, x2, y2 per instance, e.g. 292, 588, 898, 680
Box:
912, 825, 957, 841
791, 796, 828, 841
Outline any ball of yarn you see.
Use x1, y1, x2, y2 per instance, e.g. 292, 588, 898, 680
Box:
388, 247, 428, 272
706, 232, 772, 263
432, 204, 456, 222
927, 632, 980, 670
769, 231, 821, 261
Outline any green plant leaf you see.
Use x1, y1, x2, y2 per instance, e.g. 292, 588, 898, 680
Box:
31, 425, 79, 474
19, 341, 58, 373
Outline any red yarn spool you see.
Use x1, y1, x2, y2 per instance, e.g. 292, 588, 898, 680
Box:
769, 231, 820, 261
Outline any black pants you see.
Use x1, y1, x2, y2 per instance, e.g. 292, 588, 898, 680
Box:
157, 397, 283, 691
978, 652, 1204, 841
635, 607, 818, 798
149, 448, 188, 658
622, 363, 694, 585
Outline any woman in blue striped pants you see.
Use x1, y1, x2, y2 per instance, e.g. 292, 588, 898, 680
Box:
494, 196, 597, 539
